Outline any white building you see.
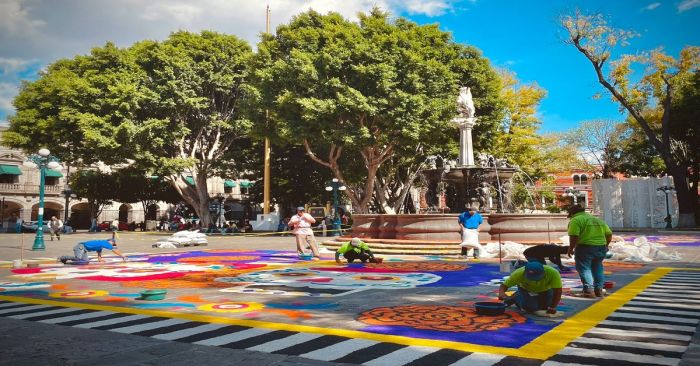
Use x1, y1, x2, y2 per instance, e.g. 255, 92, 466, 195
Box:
0, 126, 262, 231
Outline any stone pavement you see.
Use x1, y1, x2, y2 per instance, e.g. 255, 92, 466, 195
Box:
0, 232, 699, 365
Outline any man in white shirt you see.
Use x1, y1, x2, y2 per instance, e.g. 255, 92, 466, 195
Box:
49, 216, 63, 241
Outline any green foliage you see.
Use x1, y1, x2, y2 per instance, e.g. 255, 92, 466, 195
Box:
70, 170, 117, 218
224, 139, 333, 218
4, 31, 254, 225
253, 9, 503, 212
111, 168, 181, 213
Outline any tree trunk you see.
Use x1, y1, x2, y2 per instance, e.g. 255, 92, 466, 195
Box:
169, 175, 214, 227
668, 165, 696, 227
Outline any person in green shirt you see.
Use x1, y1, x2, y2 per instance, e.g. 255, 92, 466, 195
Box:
565, 205, 613, 298
335, 237, 377, 264
498, 261, 563, 314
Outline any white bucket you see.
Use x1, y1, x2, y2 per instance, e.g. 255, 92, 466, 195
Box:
12, 259, 23, 269
500, 260, 514, 273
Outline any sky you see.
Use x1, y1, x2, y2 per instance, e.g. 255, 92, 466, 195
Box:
1, 0, 699, 133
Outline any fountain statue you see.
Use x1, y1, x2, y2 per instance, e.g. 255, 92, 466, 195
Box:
421, 86, 517, 213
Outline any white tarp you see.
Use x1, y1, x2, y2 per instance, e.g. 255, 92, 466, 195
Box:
477, 235, 680, 263
153, 230, 208, 248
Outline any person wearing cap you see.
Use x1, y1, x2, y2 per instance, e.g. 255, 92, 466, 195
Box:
58, 238, 126, 264
289, 206, 320, 259
336, 237, 377, 264
458, 205, 483, 258
498, 261, 563, 314
566, 204, 612, 298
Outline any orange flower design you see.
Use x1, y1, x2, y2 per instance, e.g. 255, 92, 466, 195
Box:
121, 268, 251, 289
364, 262, 467, 272
358, 305, 525, 332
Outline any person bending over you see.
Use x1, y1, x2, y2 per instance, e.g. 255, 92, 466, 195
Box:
336, 237, 377, 264
59, 238, 126, 264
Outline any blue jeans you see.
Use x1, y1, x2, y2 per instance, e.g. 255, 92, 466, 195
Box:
60, 244, 90, 263
575, 245, 608, 291
515, 287, 553, 312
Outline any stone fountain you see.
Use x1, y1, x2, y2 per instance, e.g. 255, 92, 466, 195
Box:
421, 86, 516, 213
322, 87, 568, 255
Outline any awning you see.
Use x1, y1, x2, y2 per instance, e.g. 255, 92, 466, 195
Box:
224, 179, 236, 188
0, 164, 22, 175
45, 169, 63, 178
185, 176, 195, 185
240, 180, 254, 188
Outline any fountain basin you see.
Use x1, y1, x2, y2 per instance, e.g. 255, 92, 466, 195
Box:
325, 213, 569, 255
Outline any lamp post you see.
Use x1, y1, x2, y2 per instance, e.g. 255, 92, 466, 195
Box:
325, 178, 346, 236
24, 148, 61, 251
656, 185, 675, 229
62, 185, 76, 223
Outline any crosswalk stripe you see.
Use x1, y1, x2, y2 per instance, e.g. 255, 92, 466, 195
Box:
363, 345, 439, 366
574, 336, 688, 353
587, 327, 692, 342
40, 311, 116, 324
447, 352, 505, 366
75, 314, 149, 329
558, 347, 680, 366
109, 318, 190, 334
274, 335, 347, 356
299, 338, 379, 361
542, 361, 596, 366
627, 300, 700, 310
608, 311, 699, 324
9, 307, 85, 320
247, 332, 323, 353
643, 288, 700, 295
333, 343, 406, 364
599, 320, 697, 333
0, 302, 36, 309
404, 349, 471, 366
221, 330, 296, 349
152, 323, 229, 341
633, 296, 700, 305
649, 283, 700, 290
619, 306, 700, 317
0, 304, 51, 314
640, 291, 700, 300
193, 327, 272, 346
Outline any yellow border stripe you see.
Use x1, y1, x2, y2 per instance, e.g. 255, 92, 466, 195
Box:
1, 267, 695, 359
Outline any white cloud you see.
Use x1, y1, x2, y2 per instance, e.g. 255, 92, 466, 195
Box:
401, 0, 453, 17
678, 0, 700, 12
0, 57, 37, 75
642, 2, 661, 11
141, 2, 204, 25
0, 82, 19, 114
0, 0, 45, 35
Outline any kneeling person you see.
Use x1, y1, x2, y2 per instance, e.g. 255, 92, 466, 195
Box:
59, 239, 126, 264
336, 237, 376, 264
498, 261, 562, 314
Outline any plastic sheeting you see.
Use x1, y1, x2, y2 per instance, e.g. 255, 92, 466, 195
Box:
153, 230, 208, 248
478, 235, 680, 263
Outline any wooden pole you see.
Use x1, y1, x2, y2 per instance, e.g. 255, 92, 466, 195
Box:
262, 5, 272, 215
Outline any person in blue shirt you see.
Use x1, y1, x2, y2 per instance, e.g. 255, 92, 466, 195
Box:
59, 238, 126, 264
458, 205, 483, 258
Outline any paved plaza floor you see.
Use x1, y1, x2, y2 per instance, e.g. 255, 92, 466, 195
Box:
0, 231, 699, 365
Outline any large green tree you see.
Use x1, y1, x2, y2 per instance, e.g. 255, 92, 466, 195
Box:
561, 11, 700, 226
253, 9, 502, 213
4, 32, 253, 226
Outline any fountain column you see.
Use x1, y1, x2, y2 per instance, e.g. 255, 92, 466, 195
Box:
452, 117, 476, 166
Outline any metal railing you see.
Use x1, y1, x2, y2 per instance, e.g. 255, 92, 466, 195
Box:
0, 183, 64, 195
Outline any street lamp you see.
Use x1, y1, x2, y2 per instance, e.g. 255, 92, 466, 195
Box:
656, 185, 675, 229
23, 148, 61, 251
325, 178, 347, 236
62, 185, 77, 224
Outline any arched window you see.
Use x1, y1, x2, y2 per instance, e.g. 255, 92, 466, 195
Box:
580, 174, 588, 185
572, 174, 581, 185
